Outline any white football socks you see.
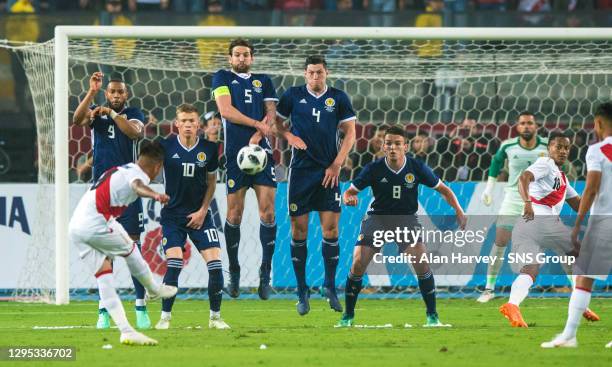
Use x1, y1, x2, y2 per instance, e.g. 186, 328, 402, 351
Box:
123, 246, 159, 294
509, 273, 533, 306
97, 273, 134, 334
561, 288, 591, 339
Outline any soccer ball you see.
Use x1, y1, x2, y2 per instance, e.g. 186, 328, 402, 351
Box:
237, 144, 267, 175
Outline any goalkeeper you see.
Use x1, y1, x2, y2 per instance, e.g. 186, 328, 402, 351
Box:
477, 112, 548, 303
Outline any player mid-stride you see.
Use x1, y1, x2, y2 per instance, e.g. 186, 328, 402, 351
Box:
542, 102, 612, 349
68, 141, 177, 346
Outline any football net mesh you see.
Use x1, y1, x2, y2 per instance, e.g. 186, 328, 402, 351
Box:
4, 35, 611, 303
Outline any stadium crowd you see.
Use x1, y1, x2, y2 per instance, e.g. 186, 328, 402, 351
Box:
2, 0, 611, 13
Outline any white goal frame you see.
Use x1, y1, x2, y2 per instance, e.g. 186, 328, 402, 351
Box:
54, 26, 612, 304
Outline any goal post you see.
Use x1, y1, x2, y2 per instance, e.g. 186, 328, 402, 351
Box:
14, 25, 612, 304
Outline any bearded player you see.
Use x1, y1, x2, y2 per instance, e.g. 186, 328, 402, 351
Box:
212, 39, 278, 300
73, 72, 151, 328
478, 112, 549, 302
499, 131, 598, 327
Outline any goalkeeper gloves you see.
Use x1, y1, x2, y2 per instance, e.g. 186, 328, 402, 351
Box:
480, 176, 496, 206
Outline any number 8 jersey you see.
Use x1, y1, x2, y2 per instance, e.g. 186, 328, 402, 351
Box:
351, 155, 441, 215
159, 135, 219, 219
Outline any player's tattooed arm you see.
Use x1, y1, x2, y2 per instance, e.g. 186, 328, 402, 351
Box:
248, 100, 277, 145
90, 106, 143, 140
215, 94, 270, 136
323, 120, 356, 188
131, 179, 169, 204
435, 182, 467, 229
73, 72, 103, 126
273, 116, 307, 149
187, 172, 216, 230
518, 170, 535, 221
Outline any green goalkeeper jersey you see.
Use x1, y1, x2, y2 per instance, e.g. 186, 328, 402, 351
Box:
488, 136, 549, 200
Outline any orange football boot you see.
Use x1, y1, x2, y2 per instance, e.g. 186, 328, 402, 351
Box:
499, 303, 528, 328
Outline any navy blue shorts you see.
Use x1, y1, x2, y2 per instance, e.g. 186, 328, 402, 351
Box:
160, 212, 220, 253
117, 198, 144, 236
225, 152, 276, 194
356, 215, 422, 253
288, 167, 341, 217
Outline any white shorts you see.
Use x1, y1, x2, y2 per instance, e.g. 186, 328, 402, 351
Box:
510, 216, 573, 273
69, 214, 135, 274
574, 217, 612, 281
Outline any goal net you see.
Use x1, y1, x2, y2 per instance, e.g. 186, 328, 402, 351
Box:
4, 27, 611, 303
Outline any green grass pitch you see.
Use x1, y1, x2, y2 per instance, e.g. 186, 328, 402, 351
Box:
1, 298, 610, 367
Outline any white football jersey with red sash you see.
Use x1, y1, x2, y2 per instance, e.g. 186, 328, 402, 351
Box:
526, 157, 578, 216
586, 136, 612, 215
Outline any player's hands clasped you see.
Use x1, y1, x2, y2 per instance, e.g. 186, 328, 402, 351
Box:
323, 161, 342, 188
287, 133, 307, 150
186, 208, 206, 230
154, 193, 170, 205
91, 106, 111, 118
254, 116, 271, 136
343, 191, 358, 206
89, 72, 103, 93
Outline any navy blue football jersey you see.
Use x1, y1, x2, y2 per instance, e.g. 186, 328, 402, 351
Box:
277, 85, 356, 169
352, 155, 441, 215
160, 135, 219, 219
211, 69, 278, 159
89, 105, 144, 181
